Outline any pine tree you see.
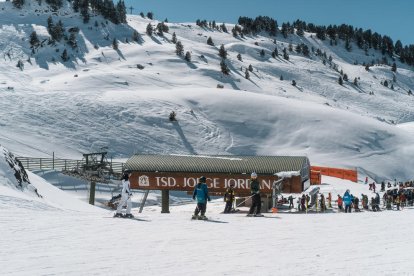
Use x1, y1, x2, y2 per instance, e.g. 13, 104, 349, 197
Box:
292, 80, 296, 86
47, 16, 54, 34
237, 53, 242, 61
283, 48, 289, 61
353, 77, 358, 86
343, 74, 348, 81
207, 37, 214, 46
61, 49, 69, 61
391, 84, 394, 90
16, 60, 24, 70
80, 0, 90, 23
12, 0, 25, 9
116, 0, 127, 23
29, 31, 40, 48
391, 62, 397, 72
245, 69, 250, 79
147, 12, 153, 20
338, 76, 343, 85
248, 64, 253, 72
219, 44, 227, 60
140, 12, 145, 18
68, 33, 77, 49
112, 38, 119, 50
73, 0, 80, 12
146, 23, 153, 36
383, 80, 389, 87
221, 23, 228, 33
175, 41, 184, 56
220, 60, 230, 75
132, 30, 140, 42
260, 49, 265, 57
184, 51, 191, 62
280, 75, 284, 81
171, 32, 177, 44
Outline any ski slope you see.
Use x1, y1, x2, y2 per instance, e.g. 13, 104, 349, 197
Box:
1, 152, 414, 276
0, 1, 413, 180
0, 3, 414, 274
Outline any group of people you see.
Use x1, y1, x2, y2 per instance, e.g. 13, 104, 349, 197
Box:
192, 172, 262, 220
114, 172, 413, 218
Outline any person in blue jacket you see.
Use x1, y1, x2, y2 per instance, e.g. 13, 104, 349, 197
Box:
343, 190, 352, 213
192, 176, 211, 220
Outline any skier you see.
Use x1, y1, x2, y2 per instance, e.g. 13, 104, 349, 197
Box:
327, 192, 332, 208
114, 172, 133, 218
223, 183, 235, 213
301, 194, 306, 212
288, 195, 294, 209
247, 172, 262, 217
372, 182, 376, 193
192, 176, 211, 220
337, 195, 343, 211
305, 194, 310, 211
365, 176, 368, 185
320, 193, 326, 212
354, 196, 360, 212
381, 181, 385, 192
343, 190, 352, 213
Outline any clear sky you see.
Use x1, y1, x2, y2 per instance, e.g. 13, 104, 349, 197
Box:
123, 0, 414, 45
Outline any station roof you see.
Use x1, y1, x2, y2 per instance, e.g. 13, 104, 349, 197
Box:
124, 154, 309, 176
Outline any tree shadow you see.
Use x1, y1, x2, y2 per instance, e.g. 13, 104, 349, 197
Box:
172, 121, 197, 155
185, 61, 197, 69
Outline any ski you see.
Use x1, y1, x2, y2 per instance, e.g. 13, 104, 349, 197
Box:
104, 216, 150, 222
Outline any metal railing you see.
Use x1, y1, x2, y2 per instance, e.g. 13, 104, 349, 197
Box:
16, 156, 125, 174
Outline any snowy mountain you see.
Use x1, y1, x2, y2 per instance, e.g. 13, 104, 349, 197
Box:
0, 1, 413, 180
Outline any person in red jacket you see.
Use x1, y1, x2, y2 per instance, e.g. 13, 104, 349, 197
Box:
337, 195, 343, 211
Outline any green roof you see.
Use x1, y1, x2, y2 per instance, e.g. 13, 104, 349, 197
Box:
125, 154, 310, 176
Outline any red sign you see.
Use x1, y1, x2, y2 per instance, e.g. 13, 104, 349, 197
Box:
130, 172, 288, 194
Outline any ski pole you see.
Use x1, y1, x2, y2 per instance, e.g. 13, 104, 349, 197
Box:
236, 194, 254, 208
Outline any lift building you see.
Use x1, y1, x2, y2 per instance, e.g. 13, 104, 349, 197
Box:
125, 154, 311, 194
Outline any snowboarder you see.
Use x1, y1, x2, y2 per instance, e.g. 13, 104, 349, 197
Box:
192, 176, 211, 220
343, 190, 352, 213
114, 172, 133, 218
247, 172, 262, 217
223, 183, 235, 213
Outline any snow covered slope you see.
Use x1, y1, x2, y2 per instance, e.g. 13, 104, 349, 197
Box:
0, 2, 413, 180
0, 145, 100, 212
1, 173, 414, 275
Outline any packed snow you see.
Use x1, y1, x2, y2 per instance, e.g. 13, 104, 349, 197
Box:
0, 2, 414, 275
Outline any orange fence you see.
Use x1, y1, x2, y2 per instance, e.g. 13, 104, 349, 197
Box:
310, 166, 358, 183
310, 170, 322, 185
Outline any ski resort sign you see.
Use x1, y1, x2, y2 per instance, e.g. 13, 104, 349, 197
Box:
129, 172, 303, 194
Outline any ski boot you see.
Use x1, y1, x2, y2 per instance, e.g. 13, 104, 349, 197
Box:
113, 213, 123, 218
191, 214, 199, 220
124, 213, 134, 218
198, 215, 208, 220
246, 213, 253, 217
254, 213, 264, 217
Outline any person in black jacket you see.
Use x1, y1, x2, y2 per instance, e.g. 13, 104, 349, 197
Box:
223, 184, 235, 213
247, 172, 262, 217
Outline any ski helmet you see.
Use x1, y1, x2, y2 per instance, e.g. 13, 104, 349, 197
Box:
251, 172, 257, 178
